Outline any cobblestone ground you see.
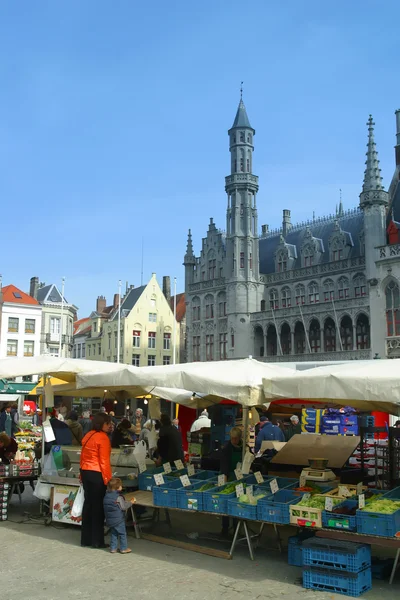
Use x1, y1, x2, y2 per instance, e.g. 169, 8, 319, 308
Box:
2, 493, 399, 600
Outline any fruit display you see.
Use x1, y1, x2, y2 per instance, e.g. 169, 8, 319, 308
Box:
15, 426, 42, 452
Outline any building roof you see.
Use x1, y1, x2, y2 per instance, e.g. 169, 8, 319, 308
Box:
2, 285, 39, 306
73, 317, 91, 335
259, 210, 364, 274
111, 285, 146, 321
170, 293, 186, 322
37, 283, 67, 304
230, 99, 253, 130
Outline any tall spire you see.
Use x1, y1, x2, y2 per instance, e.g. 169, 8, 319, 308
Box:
338, 188, 344, 217
230, 86, 253, 131
184, 229, 195, 264
360, 115, 388, 207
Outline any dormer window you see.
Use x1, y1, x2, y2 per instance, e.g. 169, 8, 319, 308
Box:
332, 248, 343, 261
302, 244, 314, 267
277, 250, 288, 272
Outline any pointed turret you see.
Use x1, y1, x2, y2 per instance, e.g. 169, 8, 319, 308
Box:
338, 189, 344, 217
360, 115, 388, 207
183, 229, 195, 265
230, 99, 253, 130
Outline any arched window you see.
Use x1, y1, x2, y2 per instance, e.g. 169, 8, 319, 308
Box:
338, 277, 349, 300
323, 279, 335, 302
240, 148, 244, 172
354, 274, 366, 298
356, 314, 370, 349
254, 326, 264, 357
247, 134, 252, 143
294, 322, 305, 354
282, 287, 291, 308
266, 325, 277, 356
295, 285, 305, 306
386, 281, 400, 336
192, 297, 201, 322
260, 299, 266, 312
309, 319, 321, 352
277, 251, 287, 272
240, 131, 245, 142
281, 323, 291, 355
324, 317, 336, 352
217, 292, 226, 318
308, 282, 319, 304
340, 315, 353, 351
205, 294, 214, 319
208, 253, 216, 279
269, 289, 278, 310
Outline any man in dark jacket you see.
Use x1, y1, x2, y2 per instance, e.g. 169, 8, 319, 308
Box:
157, 414, 184, 464
255, 417, 285, 452
220, 426, 243, 536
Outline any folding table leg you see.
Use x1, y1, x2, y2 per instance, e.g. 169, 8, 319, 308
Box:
243, 521, 255, 561
273, 523, 282, 553
229, 521, 241, 557
165, 509, 172, 527
130, 507, 141, 540
389, 548, 400, 585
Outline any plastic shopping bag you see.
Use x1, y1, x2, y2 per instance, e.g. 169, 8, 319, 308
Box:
71, 485, 85, 518
33, 479, 52, 501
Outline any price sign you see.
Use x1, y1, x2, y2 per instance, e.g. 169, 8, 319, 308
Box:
302, 492, 311, 502
247, 485, 254, 498
163, 462, 172, 474
217, 474, 226, 487
180, 475, 191, 487
269, 479, 279, 494
254, 471, 264, 484
325, 497, 334, 511
187, 464, 195, 477
356, 482, 363, 495
358, 493, 365, 509
234, 467, 243, 480
235, 483, 244, 498
174, 460, 184, 471
138, 460, 147, 474
338, 485, 351, 498
299, 475, 307, 488
154, 473, 165, 486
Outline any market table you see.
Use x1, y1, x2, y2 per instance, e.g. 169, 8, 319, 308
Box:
1, 475, 38, 508
315, 528, 400, 585
124, 490, 282, 560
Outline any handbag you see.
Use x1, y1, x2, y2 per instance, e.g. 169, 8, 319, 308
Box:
71, 485, 85, 518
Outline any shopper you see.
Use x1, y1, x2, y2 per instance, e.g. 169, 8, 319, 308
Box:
66, 411, 83, 446
111, 419, 135, 449
156, 414, 184, 464
10, 402, 20, 431
79, 411, 92, 436
255, 417, 285, 452
80, 413, 113, 549
103, 477, 136, 554
0, 432, 18, 464
0, 404, 14, 437
132, 408, 146, 436
220, 427, 243, 536
285, 415, 301, 441
190, 409, 211, 432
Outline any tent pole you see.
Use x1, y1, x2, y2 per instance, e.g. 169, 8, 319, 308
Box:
242, 406, 248, 462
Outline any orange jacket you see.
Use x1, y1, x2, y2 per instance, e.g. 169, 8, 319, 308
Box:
80, 431, 112, 485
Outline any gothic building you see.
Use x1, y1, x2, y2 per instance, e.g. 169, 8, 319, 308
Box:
184, 99, 400, 362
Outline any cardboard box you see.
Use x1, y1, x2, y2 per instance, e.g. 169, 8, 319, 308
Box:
270, 433, 360, 469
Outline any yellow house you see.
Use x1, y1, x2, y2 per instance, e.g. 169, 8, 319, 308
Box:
86, 274, 179, 366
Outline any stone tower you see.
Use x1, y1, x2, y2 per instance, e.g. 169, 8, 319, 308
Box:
360, 115, 388, 357
225, 96, 261, 357
183, 229, 196, 291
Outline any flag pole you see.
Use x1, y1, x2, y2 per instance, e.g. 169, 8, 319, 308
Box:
59, 277, 65, 357
117, 280, 122, 363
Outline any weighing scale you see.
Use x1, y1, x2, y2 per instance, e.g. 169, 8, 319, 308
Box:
300, 466, 336, 482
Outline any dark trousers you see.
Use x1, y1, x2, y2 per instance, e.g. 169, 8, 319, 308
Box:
81, 470, 106, 547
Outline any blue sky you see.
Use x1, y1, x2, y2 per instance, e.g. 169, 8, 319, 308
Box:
1, 1, 399, 317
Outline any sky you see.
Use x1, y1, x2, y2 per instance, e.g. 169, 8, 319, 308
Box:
1, 0, 400, 317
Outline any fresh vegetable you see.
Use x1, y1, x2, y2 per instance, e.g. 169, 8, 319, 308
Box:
238, 493, 267, 505
361, 499, 400, 514
197, 482, 215, 492
297, 495, 342, 509
218, 483, 247, 495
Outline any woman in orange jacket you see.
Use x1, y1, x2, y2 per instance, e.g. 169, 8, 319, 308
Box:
80, 413, 113, 548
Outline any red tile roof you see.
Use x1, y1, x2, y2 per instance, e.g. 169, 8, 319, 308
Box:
170, 293, 186, 322
2, 285, 39, 305
73, 317, 91, 335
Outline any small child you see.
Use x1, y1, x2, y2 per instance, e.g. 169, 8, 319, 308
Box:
103, 477, 136, 554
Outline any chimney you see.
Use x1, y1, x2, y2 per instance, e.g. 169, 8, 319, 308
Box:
261, 224, 269, 236
96, 295, 106, 313
395, 109, 400, 166
30, 277, 39, 299
282, 209, 291, 237
113, 293, 120, 309
163, 276, 171, 303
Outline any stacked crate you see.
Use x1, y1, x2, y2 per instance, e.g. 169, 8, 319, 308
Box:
0, 481, 9, 521
302, 538, 372, 597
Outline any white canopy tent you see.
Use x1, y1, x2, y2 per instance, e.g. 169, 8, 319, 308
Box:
76, 358, 297, 407
263, 359, 400, 415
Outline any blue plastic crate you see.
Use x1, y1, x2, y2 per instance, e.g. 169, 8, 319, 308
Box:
303, 566, 372, 597
257, 489, 303, 524
203, 484, 237, 514
227, 498, 258, 520
288, 537, 304, 567
382, 486, 400, 500
138, 468, 174, 491
192, 470, 219, 481
302, 539, 371, 573
356, 507, 400, 537
153, 479, 183, 508
176, 478, 217, 511
322, 500, 358, 532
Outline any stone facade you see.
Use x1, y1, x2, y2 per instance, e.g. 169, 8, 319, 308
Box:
184, 101, 400, 363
